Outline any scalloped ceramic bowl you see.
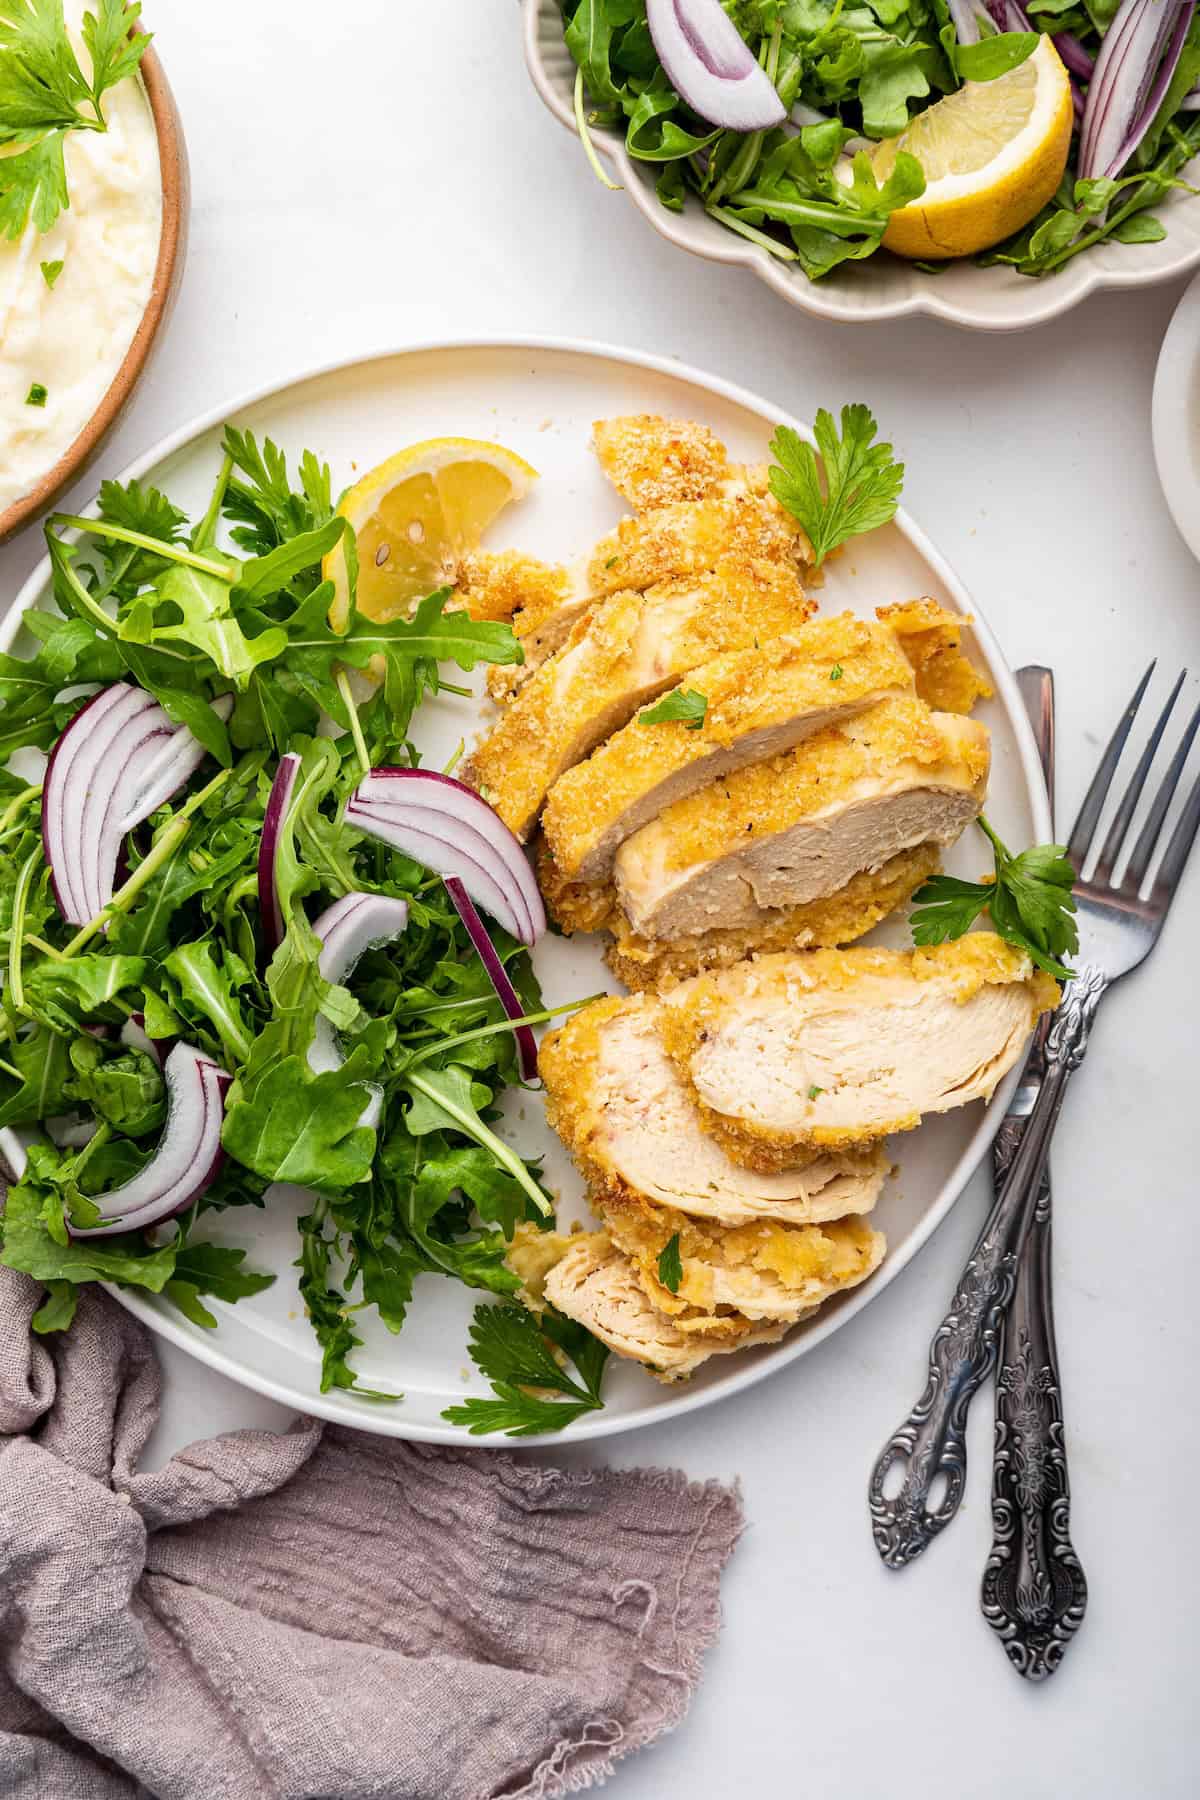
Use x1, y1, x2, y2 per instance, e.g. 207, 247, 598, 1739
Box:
524, 0, 1200, 332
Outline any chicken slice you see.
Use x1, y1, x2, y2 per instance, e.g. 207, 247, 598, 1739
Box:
542, 1233, 792, 1381
613, 698, 989, 941
599, 1189, 885, 1325
462, 560, 812, 840
541, 613, 916, 885
592, 415, 732, 509
660, 936, 1059, 1164
540, 993, 887, 1227
586, 488, 810, 598
880, 598, 993, 715
604, 842, 942, 993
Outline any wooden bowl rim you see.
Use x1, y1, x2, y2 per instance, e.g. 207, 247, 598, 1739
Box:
0, 32, 185, 543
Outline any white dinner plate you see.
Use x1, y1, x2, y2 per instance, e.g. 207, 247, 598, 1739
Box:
1153, 271, 1200, 564
1, 338, 1049, 1443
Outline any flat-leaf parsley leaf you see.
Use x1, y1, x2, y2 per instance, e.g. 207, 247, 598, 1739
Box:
639, 688, 707, 730
910, 818, 1078, 980
769, 405, 904, 570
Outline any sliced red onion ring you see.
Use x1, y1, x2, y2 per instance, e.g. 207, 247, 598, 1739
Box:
948, 0, 984, 44
307, 891, 410, 1129
1080, 0, 1191, 180
1053, 30, 1096, 79
444, 876, 538, 1082
120, 1011, 174, 1067
258, 752, 301, 954
347, 768, 545, 947
645, 0, 786, 131
44, 684, 233, 926
68, 1042, 230, 1237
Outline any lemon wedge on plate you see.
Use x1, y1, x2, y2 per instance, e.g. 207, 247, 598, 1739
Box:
325, 438, 538, 628
872, 36, 1072, 261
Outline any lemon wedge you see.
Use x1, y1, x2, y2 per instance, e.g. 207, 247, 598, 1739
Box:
325, 437, 538, 628
872, 36, 1073, 261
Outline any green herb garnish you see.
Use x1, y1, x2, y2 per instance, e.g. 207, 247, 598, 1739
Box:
25, 383, 47, 406
910, 818, 1078, 980
39, 258, 63, 288
769, 407, 904, 570
656, 1231, 682, 1294
829, 664, 843, 681
639, 687, 708, 730
442, 1301, 610, 1436
0, 0, 152, 240
808, 1084, 824, 1100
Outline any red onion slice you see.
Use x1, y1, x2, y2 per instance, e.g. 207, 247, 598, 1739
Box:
120, 1011, 174, 1067
1079, 0, 1189, 180
350, 768, 544, 945
645, 0, 786, 132
258, 752, 301, 954
68, 1043, 230, 1237
307, 891, 410, 1130
346, 798, 528, 945
443, 876, 539, 1082
44, 684, 232, 927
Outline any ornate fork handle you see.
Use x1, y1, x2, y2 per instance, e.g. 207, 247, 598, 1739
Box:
981, 1163, 1088, 1678
868, 963, 1106, 1569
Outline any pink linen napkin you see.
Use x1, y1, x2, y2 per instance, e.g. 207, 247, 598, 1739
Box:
0, 1265, 742, 1799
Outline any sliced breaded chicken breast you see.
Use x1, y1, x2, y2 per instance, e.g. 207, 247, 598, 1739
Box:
542, 1233, 791, 1380
541, 613, 914, 885
586, 489, 809, 599
604, 843, 942, 993
613, 699, 989, 941
600, 1190, 885, 1325
540, 993, 887, 1227
880, 598, 993, 715
592, 415, 732, 510
660, 936, 1058, 1164
463, 560, 811, 840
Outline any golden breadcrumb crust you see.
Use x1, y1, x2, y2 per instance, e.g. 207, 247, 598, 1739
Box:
463, 561, 813, 838
587, 492, 810, 597
592, 415, 731, 510
659, 936, 1059, 1165
878, 598, 993, 715
542, 1232, 792, 1380
541, 611, 911, 882
598, 1187, 885, 1325
454, 549, 569, 625
619, 697, 989, 886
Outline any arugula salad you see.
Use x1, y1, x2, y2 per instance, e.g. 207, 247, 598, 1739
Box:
0, 430, 608, 1433
561, 0, 1200, 278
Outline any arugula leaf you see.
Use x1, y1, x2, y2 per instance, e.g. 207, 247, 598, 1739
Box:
296, 1198, 395, 1398
656, 1231, 683, 1293
0, 1149, 177, 1294
910, 818, 1078, 978
164, 1241, 274, 1330
639, 688, 708, 730
442, 1300, 610, 1436
769, 405, 904, 568
222, 1048, 378, 1191
955, 33, 1037, 83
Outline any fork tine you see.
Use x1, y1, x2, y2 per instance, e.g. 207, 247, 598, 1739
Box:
1095, 669, 1186, 874
1067, 662, 1156, 867
1150, 764, 1200, 904
1125, 696, 1200, 888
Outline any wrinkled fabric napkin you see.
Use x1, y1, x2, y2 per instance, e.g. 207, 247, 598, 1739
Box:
0, 1265, 742, 1800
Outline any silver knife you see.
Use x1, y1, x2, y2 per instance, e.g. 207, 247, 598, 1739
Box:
980, 665, 1087, 1679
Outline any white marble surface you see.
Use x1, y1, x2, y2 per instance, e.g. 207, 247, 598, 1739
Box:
3, 3, 1198, 1794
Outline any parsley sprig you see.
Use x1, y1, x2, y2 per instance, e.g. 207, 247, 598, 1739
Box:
638, 688, 707, 731
0, 0, 150, 240
443, 1301, 610, 1436
769, 405, 904, 570
910, 817, 1078, 980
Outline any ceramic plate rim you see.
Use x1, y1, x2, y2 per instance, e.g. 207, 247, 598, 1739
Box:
1, 335, 1050, 1443
1153, 270, 1200, 564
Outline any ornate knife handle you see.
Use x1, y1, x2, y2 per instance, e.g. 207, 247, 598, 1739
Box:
868, 965, 1106, 1569
982, 1157, 1087, 1678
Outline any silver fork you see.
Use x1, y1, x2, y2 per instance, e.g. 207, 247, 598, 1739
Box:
869, 663, 1200, 1570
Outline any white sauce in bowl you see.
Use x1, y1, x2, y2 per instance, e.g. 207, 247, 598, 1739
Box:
0, 2, 162, 512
